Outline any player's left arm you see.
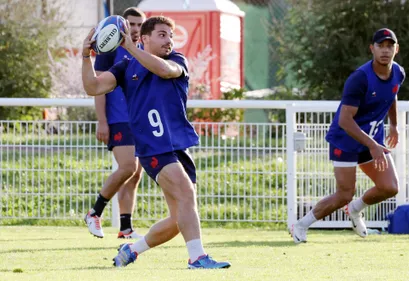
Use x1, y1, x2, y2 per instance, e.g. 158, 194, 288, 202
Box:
120, 23, 183, 79
387, 66, 406, 148
386, 96, 398, 148
123, 45, 183, 79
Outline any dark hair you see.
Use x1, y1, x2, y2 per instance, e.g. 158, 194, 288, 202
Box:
140, 16, 175, 36
122, 7, 146, 20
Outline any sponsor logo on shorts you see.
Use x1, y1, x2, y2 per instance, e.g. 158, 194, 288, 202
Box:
150, 157, 159, 169
114, 132, 123, 142
334, 148, 342, 158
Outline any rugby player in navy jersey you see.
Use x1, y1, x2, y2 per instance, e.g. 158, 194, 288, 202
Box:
291, 28, 405, 243
82, 16, 230, 269
84, 8, 146, 240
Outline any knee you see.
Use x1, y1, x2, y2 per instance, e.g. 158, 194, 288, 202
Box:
335, 183, 355, 206
378, 182, 399, 198
117, 162, 137, 179
126, 168, 142, 186
337, 193, 354, 207
132, 164, 143, 181
170, 181, 196, 207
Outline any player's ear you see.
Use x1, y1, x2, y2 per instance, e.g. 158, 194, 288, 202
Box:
369, 44, 375, 55
141, 34, 147, 45
395, 43, 399, 55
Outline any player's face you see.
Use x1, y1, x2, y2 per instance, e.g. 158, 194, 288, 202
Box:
126, 15, 145, 43
144, 24, 174, 57
370, 40, 399, 66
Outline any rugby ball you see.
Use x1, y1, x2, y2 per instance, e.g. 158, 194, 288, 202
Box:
91, 15, 126, 54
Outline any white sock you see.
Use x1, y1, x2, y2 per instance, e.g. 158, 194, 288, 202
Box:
186, 239, 206, 262
350, 197, 368, 213
298, 210, 317, 229
130, 236, 150, 255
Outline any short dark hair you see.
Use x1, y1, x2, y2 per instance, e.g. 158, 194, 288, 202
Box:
140, 16, 175, 36
122, 7, 146, 20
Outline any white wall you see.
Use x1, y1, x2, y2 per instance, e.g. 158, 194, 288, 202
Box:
57, 0, 103, 49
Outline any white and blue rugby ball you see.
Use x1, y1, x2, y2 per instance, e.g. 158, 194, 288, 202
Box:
91, 15, 126, 54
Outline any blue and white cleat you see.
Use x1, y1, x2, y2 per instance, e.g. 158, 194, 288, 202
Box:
188, 255, 231, 269
112, 243, 137, 267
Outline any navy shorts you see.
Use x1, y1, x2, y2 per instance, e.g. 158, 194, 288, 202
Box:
329, 144, 375, 167
107, 122, 135, 151
139, 149, 197, 184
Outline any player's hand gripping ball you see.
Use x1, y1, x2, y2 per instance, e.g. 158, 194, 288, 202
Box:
91, 15, 126, 54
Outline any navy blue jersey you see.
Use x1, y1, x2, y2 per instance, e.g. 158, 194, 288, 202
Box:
326, 60, 405, 152
94, 46, 133, 124
108, 51, 199, 157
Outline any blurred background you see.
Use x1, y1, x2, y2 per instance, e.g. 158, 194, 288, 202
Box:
1, 0, 408, 122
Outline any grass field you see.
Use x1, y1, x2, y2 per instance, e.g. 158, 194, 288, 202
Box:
0, 226, 408, 281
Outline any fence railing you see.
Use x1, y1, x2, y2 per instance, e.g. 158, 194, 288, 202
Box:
1, 98, 408, 230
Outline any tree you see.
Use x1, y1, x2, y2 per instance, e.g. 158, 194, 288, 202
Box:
0, 0, 65, 120
271, 0, 409, 100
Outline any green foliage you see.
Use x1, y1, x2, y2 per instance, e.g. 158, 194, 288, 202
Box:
272, 0, 409, 100
64, 107, 97, 123
187, 88, 245, 137
187, 88, 245, 122
0, 0, 65, 120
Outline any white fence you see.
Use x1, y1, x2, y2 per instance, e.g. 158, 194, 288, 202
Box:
1, 98, 408, 230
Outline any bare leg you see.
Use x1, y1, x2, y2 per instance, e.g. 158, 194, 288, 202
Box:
157, 163, 201, 242
100, 146, 136, 199
358, 154, 399, 206
117, 159, 142, 214
312, 166, 357, 220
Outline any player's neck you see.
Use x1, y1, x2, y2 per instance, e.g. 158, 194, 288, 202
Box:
372, 60, 392, 80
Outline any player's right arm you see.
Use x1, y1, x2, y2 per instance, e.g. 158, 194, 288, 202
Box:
93, 50, 116, 144
338, 71, 390, 171
81, 28, 117, 96
94, 71, 109, 144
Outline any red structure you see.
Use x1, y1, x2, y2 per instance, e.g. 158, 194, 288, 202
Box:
138, 0, 245, 99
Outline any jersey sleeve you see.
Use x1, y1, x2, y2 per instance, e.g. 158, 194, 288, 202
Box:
341, 70, 368, 107
168, 52, 189, 78
400, 65, 406, 84
94, 51, 116, 72
108, 58, 130, 89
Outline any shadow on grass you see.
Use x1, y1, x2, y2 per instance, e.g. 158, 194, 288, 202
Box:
0, 269, 12, 272
0, 237, 78, 242
0, 246, 118, 254
206, 240, 296, 248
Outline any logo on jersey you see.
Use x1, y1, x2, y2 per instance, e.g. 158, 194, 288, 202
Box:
114, 132, 123, 142
392, 84, 399, 94
150, 157, 159, 169
371, 92, 376, 97
132, 74, 138, 80
334, 148, 342, 158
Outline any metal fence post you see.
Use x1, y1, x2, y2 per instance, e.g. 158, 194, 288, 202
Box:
111, 154, 120, 228
395, 111, 407, 206
286, 103, 297, 230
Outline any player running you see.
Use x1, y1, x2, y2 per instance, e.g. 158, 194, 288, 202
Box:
84, 7, 146, 239
82, 16, 231, 269
292, 28, 405, 243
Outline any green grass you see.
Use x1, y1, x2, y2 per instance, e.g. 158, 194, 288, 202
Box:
0, 226, 408, 280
